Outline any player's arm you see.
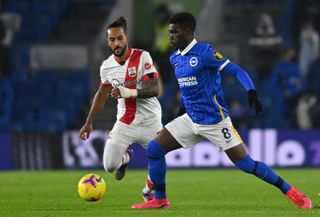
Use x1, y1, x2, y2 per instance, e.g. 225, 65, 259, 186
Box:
110, 74, 160, 99
111, 51, 160, 99
80, 84, 112, 140
137, 73, 160, 98
222, 62, 262, 114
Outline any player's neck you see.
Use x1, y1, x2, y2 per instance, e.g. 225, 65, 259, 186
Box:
114, 47, 132, 64
180, 38, 195, 51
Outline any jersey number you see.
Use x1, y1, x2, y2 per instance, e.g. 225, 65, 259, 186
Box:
221, 128, 231, 139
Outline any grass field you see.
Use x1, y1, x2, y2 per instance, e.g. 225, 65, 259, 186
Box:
0, 169, 319, 217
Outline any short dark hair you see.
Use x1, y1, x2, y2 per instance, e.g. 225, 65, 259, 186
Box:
169, 12, 196, 32
107, 16, 127, 33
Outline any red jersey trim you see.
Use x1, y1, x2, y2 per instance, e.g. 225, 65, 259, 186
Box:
119, 49, 143, 125
100, 82, 111, 88
142, 72, 159, 81
114, 48, 132, 64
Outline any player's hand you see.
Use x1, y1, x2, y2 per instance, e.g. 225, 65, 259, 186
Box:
79, 122, 92, 140
111, 88, 121, 99
248, 89, 262, 115
111, 86, 138, 98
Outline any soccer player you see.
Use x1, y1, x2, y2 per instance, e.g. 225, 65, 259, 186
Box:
79, 17, 159, 201
131, 12, 313, 209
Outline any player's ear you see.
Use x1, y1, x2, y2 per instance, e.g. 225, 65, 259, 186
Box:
185, 28, 192, 36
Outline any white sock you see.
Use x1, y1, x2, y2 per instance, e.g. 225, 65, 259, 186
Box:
116, 152, 131, 170
142, 175, 154, 194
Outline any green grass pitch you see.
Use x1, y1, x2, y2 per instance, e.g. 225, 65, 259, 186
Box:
0, 169, 319, 217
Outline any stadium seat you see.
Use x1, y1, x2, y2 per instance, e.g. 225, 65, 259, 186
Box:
37, 108, 69, 132
3, 1, 30, 18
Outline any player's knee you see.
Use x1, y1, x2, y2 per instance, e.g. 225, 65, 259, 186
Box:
146, 140, 166, 159
103, 160, 117, 173
235, 155, 256, 174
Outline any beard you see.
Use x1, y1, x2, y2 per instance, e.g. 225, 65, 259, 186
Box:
113, 46, 126, 57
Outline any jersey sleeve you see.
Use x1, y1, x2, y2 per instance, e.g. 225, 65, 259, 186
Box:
204, 44, 230, 72
141, 51, 158, 76
99, 61, 110, 87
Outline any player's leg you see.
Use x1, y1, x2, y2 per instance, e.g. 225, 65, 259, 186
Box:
141, 175, 154, 201
227, 145, 314, 209
131, 128, 180, 209
225, 144, 312, 209
225, 144, 292, 193
103, 141, 129, 173
132, 114, 202, 209
215, 118, 312, 208
114, 146, 133, 180
138, 122, 162, 201
203, 117, 312, 208
102, 122, 134, 180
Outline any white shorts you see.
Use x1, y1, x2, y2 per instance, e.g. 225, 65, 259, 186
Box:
103, 119, 162, 171
107, 120, 162, 149
165, 114, 242, 151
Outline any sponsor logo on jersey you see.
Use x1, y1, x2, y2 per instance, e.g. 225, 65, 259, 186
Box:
128, 67, 137, 77
111, 78, 143, 88
189, 57, 198, 67
213, 51, 224, 60
144, 63, 151, 70
111, 78, 121, 87
226, 138, 233, 144
177, 76, 198, 87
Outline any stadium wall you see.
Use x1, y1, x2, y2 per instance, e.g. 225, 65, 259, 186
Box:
1, 129, 319, 170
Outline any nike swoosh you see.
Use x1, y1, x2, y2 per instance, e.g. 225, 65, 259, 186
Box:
226, 139, 232, 143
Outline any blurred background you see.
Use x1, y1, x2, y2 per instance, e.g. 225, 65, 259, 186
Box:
0, 0, 319, 171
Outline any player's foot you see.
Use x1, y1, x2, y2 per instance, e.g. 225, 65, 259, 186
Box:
115, 148, 133, 180
131, 198, 170, 209
142, 192, 154, 202
286, 186, 313, 209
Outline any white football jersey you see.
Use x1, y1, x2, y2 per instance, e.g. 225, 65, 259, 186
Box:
100, 48, 162, 125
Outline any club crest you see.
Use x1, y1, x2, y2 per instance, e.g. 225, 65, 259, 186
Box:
189, 57, 198, 67
128, 67, 137, 77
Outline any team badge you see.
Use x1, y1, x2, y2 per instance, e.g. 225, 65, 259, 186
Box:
144, 63, 151, 70
189, 57, 198, 67
213, 51, 224, 60
128, 67, 137, 77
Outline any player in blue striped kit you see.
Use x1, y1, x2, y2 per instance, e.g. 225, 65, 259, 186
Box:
132, 12, 312, 209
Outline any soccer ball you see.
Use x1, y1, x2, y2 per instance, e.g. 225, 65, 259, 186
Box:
78, 173, 106, 201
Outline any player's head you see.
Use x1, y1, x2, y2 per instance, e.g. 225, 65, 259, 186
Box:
106, 17, 129, 57
168, 12, 196, 50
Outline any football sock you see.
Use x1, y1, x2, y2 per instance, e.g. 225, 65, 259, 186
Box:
235, 155, 291, 194
116, 151, 130, 170
142, 175, 154, 194
146, 139, 167, 199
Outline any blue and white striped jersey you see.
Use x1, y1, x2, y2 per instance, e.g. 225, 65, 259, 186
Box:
170, 39, 231, 124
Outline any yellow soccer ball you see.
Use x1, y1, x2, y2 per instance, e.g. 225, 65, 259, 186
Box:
78, 174, 106, 201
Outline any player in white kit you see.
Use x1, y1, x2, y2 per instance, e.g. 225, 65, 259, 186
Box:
79, 17, 161, 201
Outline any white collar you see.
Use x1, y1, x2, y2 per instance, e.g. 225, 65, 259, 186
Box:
176, 39, 197, 56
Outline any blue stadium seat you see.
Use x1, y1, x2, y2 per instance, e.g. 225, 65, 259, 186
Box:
34, 70, 60, 86
3, 1, 30, 17
65, 69, 91, 97
9, 45, 31, 70
56, 81, 88, 105
37, 108, 69, 132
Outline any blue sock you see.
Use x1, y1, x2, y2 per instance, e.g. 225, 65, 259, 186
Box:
146, 140, 167, 199
235, 155, 291, 194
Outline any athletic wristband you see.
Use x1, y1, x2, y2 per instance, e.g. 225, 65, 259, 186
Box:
118, 86, 138, 98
